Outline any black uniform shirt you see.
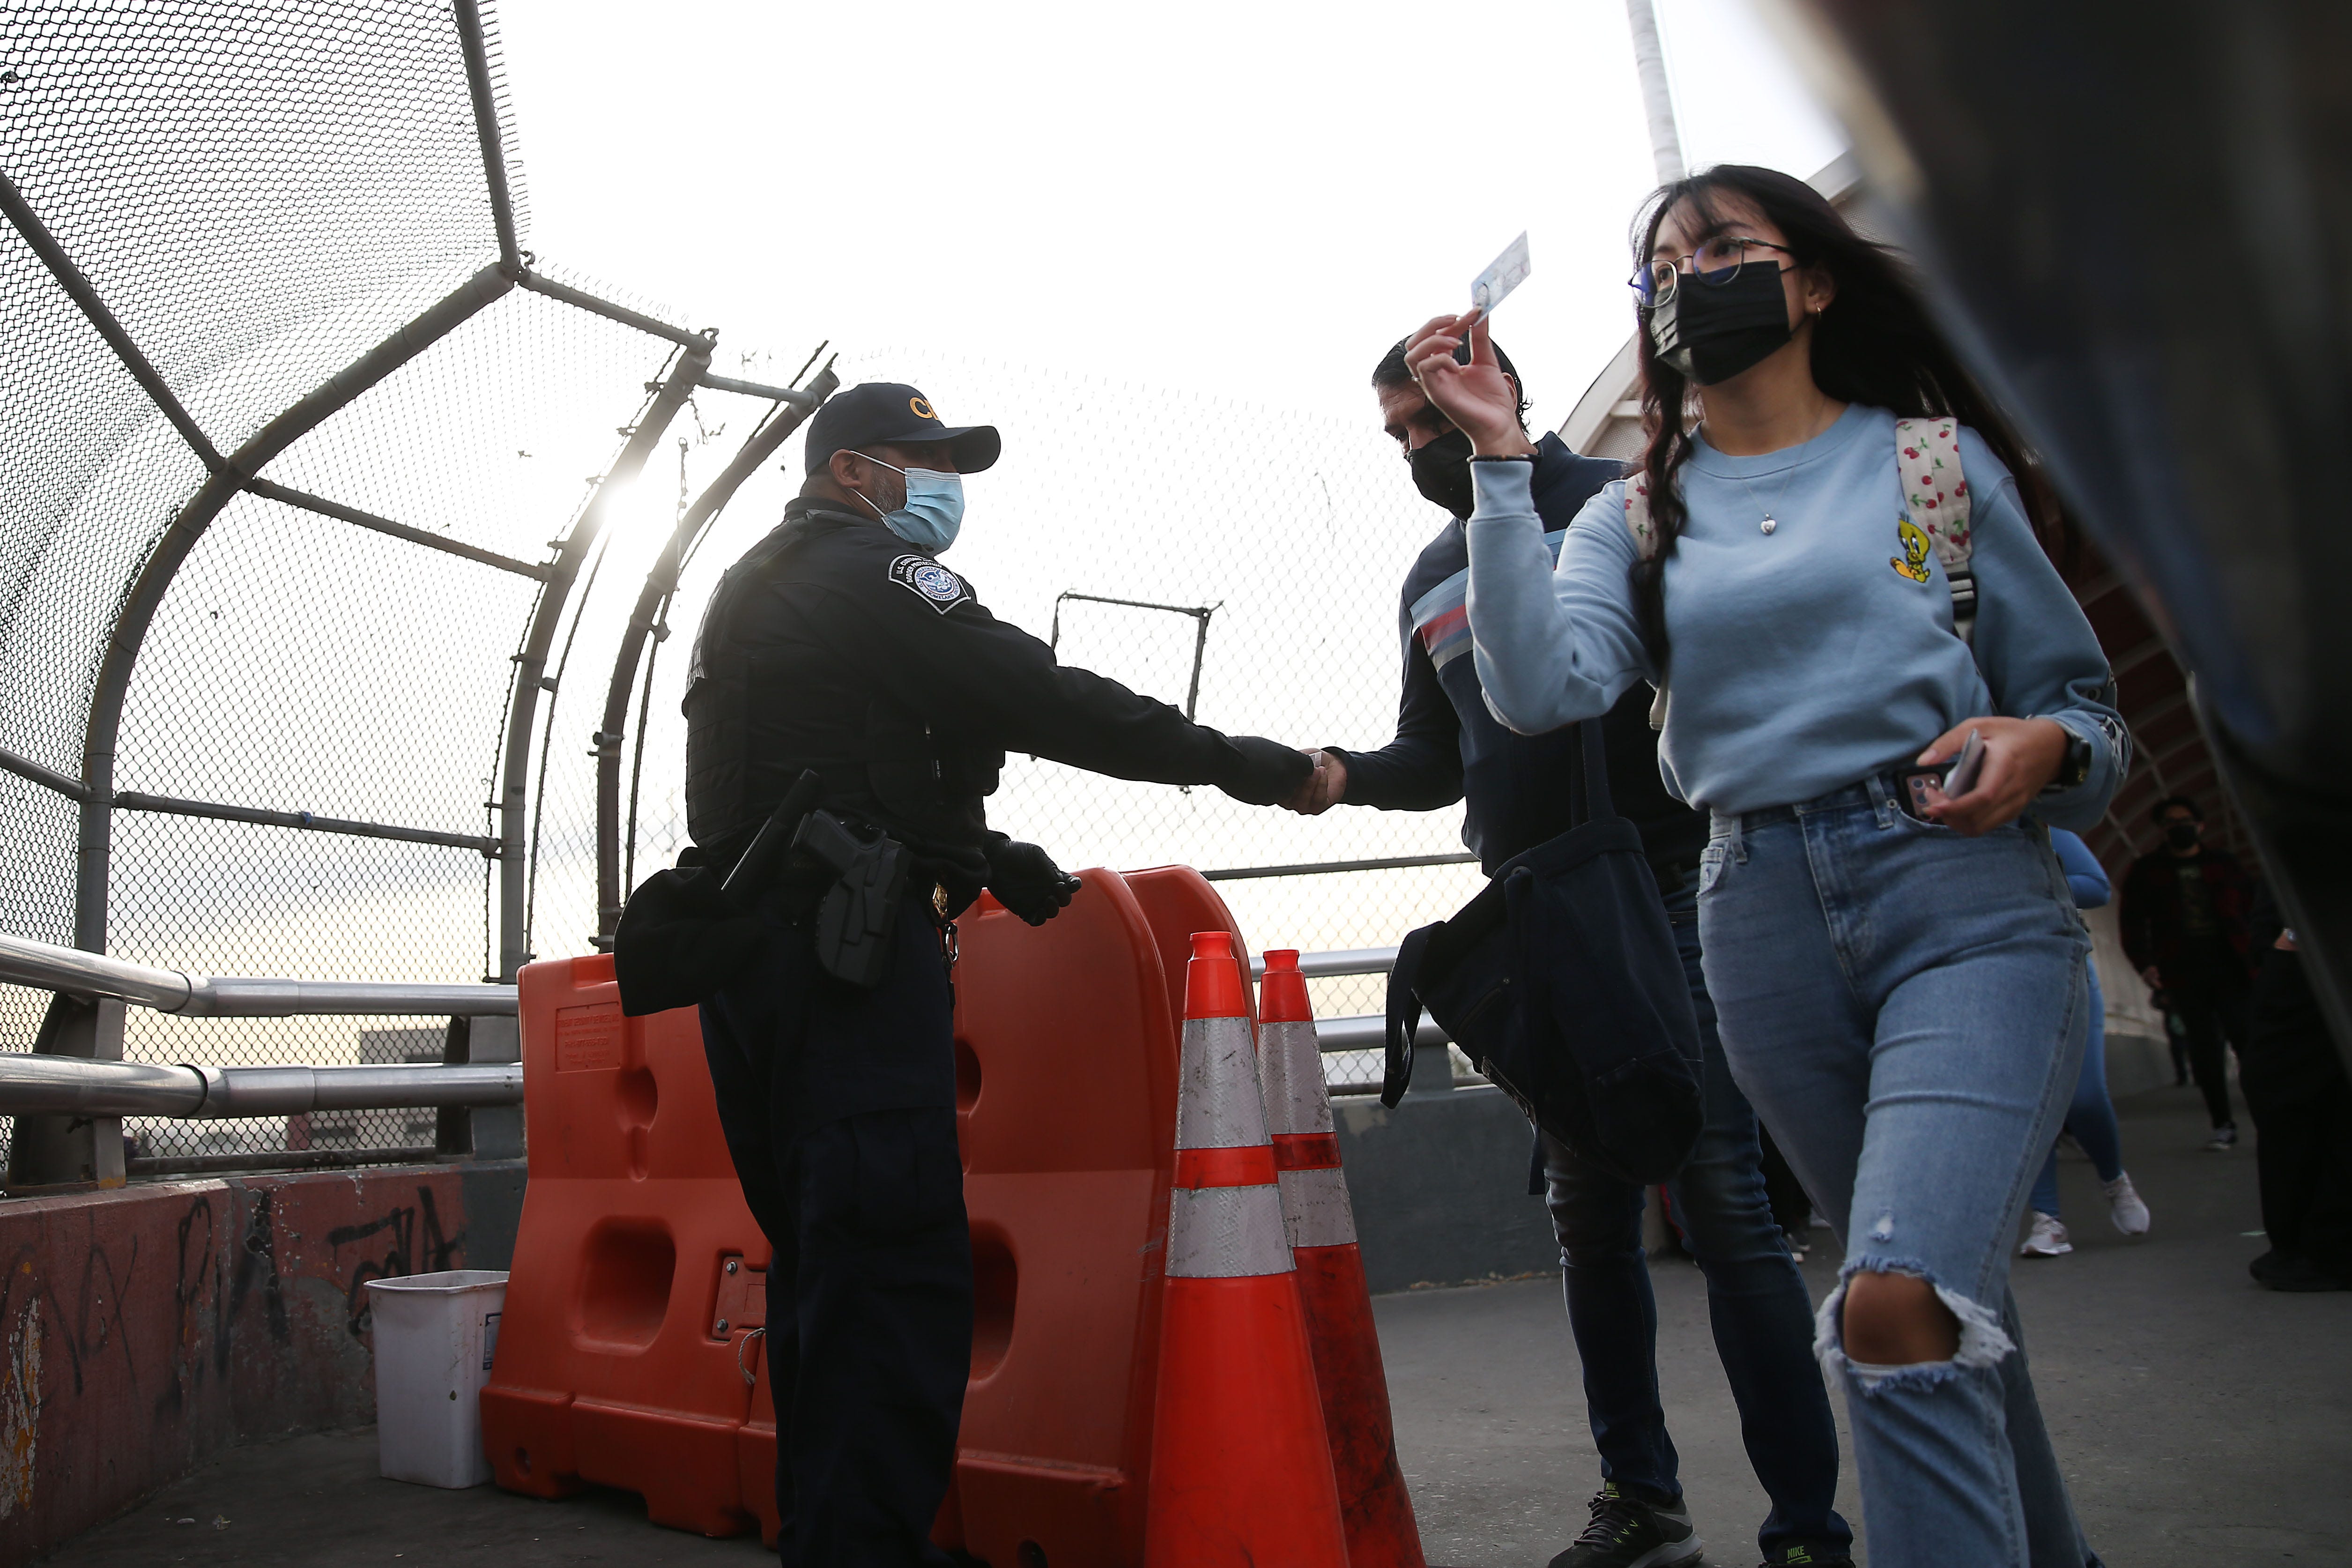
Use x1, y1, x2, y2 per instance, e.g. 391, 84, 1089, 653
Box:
684, 498, 1285, 904
1326, 434, 1712, 878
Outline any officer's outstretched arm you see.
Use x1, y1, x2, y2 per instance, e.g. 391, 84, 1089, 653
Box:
831, 560, 1311, 805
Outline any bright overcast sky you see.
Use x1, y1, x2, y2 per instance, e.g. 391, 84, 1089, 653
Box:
495, 0, 1843, 435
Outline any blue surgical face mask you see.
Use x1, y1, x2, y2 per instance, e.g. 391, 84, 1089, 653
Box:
851, 453, 964, 553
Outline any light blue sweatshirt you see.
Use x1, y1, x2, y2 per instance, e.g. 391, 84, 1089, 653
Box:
1463, 403, 2125, 830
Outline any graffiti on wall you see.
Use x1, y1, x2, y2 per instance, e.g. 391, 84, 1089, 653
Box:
0, 1163, 517, 1565
327, 1186, 463, 1338
0, 1298, 38, 1519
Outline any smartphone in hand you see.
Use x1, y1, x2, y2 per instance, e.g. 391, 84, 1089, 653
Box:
1942, 728, 1987, 797
1897, 728, 1983, 821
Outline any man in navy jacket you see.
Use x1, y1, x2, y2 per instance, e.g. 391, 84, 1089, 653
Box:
1286, 337, 1853, 1568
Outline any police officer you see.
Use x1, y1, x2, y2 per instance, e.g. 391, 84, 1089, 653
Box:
678, 382, 1310, 1566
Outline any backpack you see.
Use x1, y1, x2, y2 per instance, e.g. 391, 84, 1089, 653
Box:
1384, 721, 1704, 1185
1625, 416, 1974, 727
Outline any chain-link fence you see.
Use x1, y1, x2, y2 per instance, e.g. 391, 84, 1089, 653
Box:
0, 0, 829, 1165
2, 0, 1491, 1181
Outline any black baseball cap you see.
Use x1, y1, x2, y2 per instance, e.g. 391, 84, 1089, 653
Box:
803, 382, 1002, 476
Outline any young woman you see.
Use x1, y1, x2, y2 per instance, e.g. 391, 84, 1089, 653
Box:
1410, 165, 2124, 1568
2022, 828, 2153, 1257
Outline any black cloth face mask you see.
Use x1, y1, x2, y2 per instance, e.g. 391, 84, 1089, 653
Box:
1647, 263, 1794, 385
1408, 426, 1477, 516
2166, 823, 2200, 850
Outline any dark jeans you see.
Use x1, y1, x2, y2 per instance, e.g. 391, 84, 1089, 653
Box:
701, 916, 972, 1568
2240, 951, 2352, 1271
1758, 1125, 1813, 1238
2168, 966, 2252, 1130
1541, 884, 1851, 1559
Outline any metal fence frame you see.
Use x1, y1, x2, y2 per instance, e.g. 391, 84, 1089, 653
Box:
0, 2, 835, 981
0, 0, 846, 1180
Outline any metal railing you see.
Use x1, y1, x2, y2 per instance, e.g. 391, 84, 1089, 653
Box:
0, 1055, 519, 1119
0, 933, 516, 1018
0, 931, 522, 1149
0, 925, 1432, 1136
1249, 946, 1395, 981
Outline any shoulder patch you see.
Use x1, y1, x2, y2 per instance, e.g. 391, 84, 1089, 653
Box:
887, 553, 971, 614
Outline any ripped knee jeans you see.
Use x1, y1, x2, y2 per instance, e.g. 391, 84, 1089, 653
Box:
1695, 778, 2103, 1568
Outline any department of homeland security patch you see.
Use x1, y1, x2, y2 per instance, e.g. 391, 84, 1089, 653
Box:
888, 553, 971, 614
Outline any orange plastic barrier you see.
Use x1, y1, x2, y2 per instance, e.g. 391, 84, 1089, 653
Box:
478, 952, 765, 1537
1144, 932, 1349, 1567
485, 869, 1265, 1565
1260, 950, 1426, 1568
1124, 864, 1255, 1033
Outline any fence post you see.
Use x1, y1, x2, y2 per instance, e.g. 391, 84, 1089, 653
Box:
7, 994, 128, 1189
453, 1014, 524, 1159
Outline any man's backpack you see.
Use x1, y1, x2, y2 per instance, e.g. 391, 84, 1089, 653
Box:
1384, 722, 1705, 1185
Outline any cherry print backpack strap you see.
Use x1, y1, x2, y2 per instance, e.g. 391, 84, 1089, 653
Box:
1895, 416, 1975, 643
1620, 476, 1669, 728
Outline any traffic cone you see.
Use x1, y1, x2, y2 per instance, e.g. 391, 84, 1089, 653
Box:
1143, 931, 1349, 1568
1260, 948, 1428, 1568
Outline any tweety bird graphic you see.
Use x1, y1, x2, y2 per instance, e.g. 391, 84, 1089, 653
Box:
1892, 517, 1933, 583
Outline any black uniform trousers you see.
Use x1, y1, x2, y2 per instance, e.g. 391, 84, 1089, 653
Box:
2240, 950, 2352, 1273
699, 902, 971, 1568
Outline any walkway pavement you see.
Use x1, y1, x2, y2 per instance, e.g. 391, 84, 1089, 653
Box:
45, 1088, 2348, 1567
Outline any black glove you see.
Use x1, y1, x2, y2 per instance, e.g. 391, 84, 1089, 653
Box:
985, 839, 1080, 927
1220, 735, 1316, 807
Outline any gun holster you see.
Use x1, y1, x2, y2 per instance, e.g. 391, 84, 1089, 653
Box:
790, 810, 911, 989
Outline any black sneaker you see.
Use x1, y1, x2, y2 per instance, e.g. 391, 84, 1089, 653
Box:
2261, 1253, 2352, 1292
1547, 1480, 1702, 1568
1757, 1549, 1855, 1567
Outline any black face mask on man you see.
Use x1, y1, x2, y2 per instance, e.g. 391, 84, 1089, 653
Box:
2166, 822, 2200, 850
1408, 427, 1477, 516
1647, 262, 1794, 386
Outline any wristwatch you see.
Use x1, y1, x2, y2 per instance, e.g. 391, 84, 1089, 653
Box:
2042, 727, 2094, 792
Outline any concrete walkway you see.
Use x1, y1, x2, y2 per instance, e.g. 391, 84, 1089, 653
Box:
44, 1089, 2348, 1567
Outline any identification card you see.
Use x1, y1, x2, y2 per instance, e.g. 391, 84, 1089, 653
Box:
1471, 231, 1532, 314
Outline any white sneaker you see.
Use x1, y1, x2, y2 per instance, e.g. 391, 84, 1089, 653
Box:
2021, 1211, 2073, 1256
2102, 1173, 2152, 1235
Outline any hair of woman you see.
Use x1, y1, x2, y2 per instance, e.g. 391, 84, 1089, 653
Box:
1628, 163, 2061, 664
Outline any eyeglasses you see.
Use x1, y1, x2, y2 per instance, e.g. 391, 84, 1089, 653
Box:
1631, 236, 1795, 307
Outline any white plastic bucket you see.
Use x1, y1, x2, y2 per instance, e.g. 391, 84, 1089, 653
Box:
365, 1269, 509, 1487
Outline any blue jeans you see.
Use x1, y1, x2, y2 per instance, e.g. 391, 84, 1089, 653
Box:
1542, 882, 1853, 1560
1697, 777, 2100, 1568
2032, 964, 2125, 1216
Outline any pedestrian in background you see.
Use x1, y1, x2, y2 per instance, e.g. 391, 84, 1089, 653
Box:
1286, 334, 1852, 1568
2120, 796, 2256, 1150
2020, 828, 2152, 1258
1420, 164, 2125, 1568
2240, 886, 2352, 1291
